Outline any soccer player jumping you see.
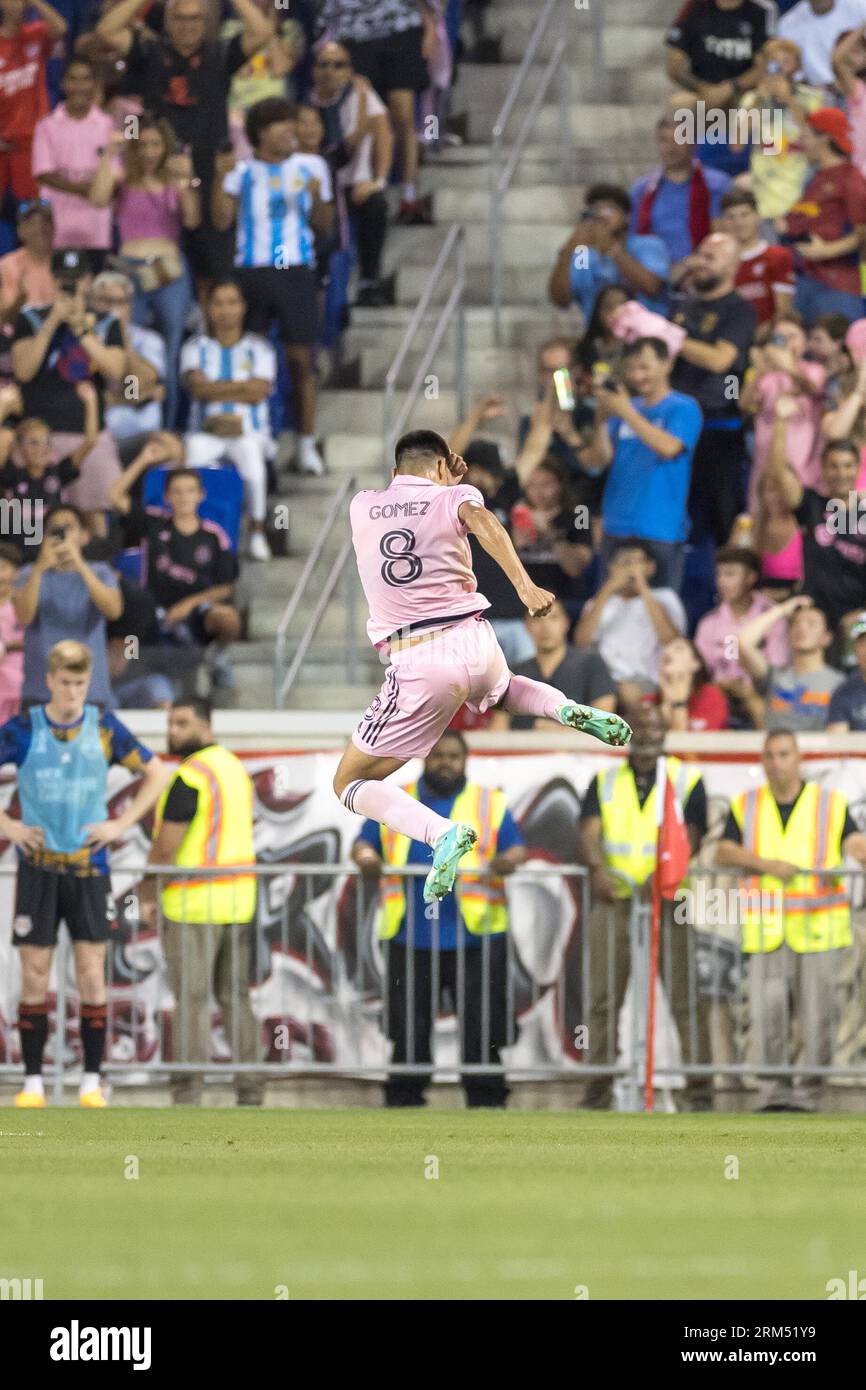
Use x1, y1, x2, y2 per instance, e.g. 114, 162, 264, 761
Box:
334, 431, 632, 903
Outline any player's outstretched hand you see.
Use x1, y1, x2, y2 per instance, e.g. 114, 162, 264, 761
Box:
518, 582, 555, 618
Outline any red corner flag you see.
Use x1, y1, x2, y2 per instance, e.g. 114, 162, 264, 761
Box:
658, 767, 691, 900
645, 758, 691, 1112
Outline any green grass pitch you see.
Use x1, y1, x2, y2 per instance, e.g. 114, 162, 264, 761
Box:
1, 1109, 863, 1300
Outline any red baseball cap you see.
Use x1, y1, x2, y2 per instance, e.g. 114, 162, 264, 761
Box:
807, 107, 854, 155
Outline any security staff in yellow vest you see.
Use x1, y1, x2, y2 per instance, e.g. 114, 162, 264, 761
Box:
579, 702, 712, 1111
145, 697, 262, 1107
716, 729, 866, 1112
352, 730, 527, 1108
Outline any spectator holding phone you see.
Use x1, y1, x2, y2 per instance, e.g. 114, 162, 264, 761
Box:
741, 317, 826, 503
12, 502, 122, 708
575, 538, 686, 704
11, 250, 124, 530
581, 336, 703, 592
734, 37, 826, 222
90, 271, 166, 446
548, 184, 670, 320
0, 380, 99, 554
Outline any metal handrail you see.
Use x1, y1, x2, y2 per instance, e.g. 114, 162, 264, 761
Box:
382, 223, 467, 472
273, 474, 356, 704
489, 0, 573, 344
276, 535, 354, 706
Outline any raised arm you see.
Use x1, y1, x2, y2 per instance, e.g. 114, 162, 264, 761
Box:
459, 500, 554, 616
31, 0, 67, 39
95, 0, 144, 54
737, 594, 807, 681
231, 0, 275, 58
766, 399, 805, 510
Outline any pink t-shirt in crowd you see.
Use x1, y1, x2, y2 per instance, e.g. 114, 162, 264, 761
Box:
32, 103, 116, 249
694, 594, 790, 684
116, 183, 182, 245
0, 598, 24, 710
350, 475, 490, 645
749, 364, 827, 510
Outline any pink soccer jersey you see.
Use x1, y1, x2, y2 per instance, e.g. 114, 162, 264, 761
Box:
349, 475, 491, 645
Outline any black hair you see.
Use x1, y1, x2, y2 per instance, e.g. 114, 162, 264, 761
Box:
434, 729, 468, 755
822, 439, 860, 464
609, 536, 655, 563
575, 284, 628, 372
720, 187, 758, 213
165, 467, 204, 491
245, 97, 299, 150
812, 313, 852, 343
715, 545, 761, 577
0, 542, 22, 568
44, 503, 86, 532
585, 183, 631, 215
623, 336, 670, 362
394, 430, 450, 472
207, 277, 245, 301
171, 696, 213, 724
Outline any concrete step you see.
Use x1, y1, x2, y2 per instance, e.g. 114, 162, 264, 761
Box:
431, 183, 585, 223
453, 61, 668, 114
395, 260, 550, 307
358, 342, 537, 392
466, 100, 663, 144
385, 219, 570, 270
345, 303, 579, 355
490, 0, 672, 24
496, 21, 669, 66
318, 388, 459, 436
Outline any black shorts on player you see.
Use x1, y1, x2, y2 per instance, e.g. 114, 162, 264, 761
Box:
236, 265, 319, 345
11, 860, 117, 948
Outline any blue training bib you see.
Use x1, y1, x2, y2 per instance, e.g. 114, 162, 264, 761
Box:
18, 705, 109, 854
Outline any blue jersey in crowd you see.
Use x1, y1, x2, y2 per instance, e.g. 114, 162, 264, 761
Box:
602, 391, 704, 545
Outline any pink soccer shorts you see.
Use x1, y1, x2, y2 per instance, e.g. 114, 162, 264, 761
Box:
352, 613, 511, 759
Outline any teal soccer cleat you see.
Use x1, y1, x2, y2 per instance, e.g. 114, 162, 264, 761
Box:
423, 823, 478, 903
555, 702, 633, 748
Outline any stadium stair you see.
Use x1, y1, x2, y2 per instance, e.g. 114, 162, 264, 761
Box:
233, 0, 673, 709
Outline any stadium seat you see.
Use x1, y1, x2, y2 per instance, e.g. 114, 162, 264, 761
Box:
142, 464, 244, 552
114, 547, 144, 585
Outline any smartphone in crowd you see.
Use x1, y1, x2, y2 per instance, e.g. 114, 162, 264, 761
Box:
553, 367, 575, 412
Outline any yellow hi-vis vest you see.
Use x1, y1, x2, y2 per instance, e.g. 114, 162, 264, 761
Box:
597, 757, 700, 898
154, 744, 256, 925
378, 781, 508, 939
730, 782, 850, 953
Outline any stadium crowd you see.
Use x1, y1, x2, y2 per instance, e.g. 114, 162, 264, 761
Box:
447, 0, 866, 741
0, 0, 481, 708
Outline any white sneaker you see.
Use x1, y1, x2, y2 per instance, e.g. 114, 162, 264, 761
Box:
248, 531, 271, 561
297, 439, 324, 475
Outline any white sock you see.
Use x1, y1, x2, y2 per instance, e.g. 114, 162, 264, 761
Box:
299, 434, 317, 450
80, 1072, 101, 1095
402, 183, 417, 202
23, 1075, 44, 1096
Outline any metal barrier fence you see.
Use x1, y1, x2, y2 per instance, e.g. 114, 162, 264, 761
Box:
2, 863, 866, 1108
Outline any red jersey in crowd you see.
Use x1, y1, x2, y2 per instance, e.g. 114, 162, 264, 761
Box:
0, 18, 52, 200
784, 163, 866, 295
735, 241, 796, 325
0, 20, 51, 144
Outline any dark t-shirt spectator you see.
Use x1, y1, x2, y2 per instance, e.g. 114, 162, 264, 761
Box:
12, 309, 121, 433
123, 33, 247, 183
0, 456, 78, 522
121, 505, 237, 611
511, 507, 585, 603
510, 648, 614, 730
666, 1, 772, 84
796, 487, 866, 628
828, 670, 866, 729
670, 292, 757, 421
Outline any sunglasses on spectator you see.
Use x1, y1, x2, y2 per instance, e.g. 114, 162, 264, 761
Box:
18, 198, 52, 218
